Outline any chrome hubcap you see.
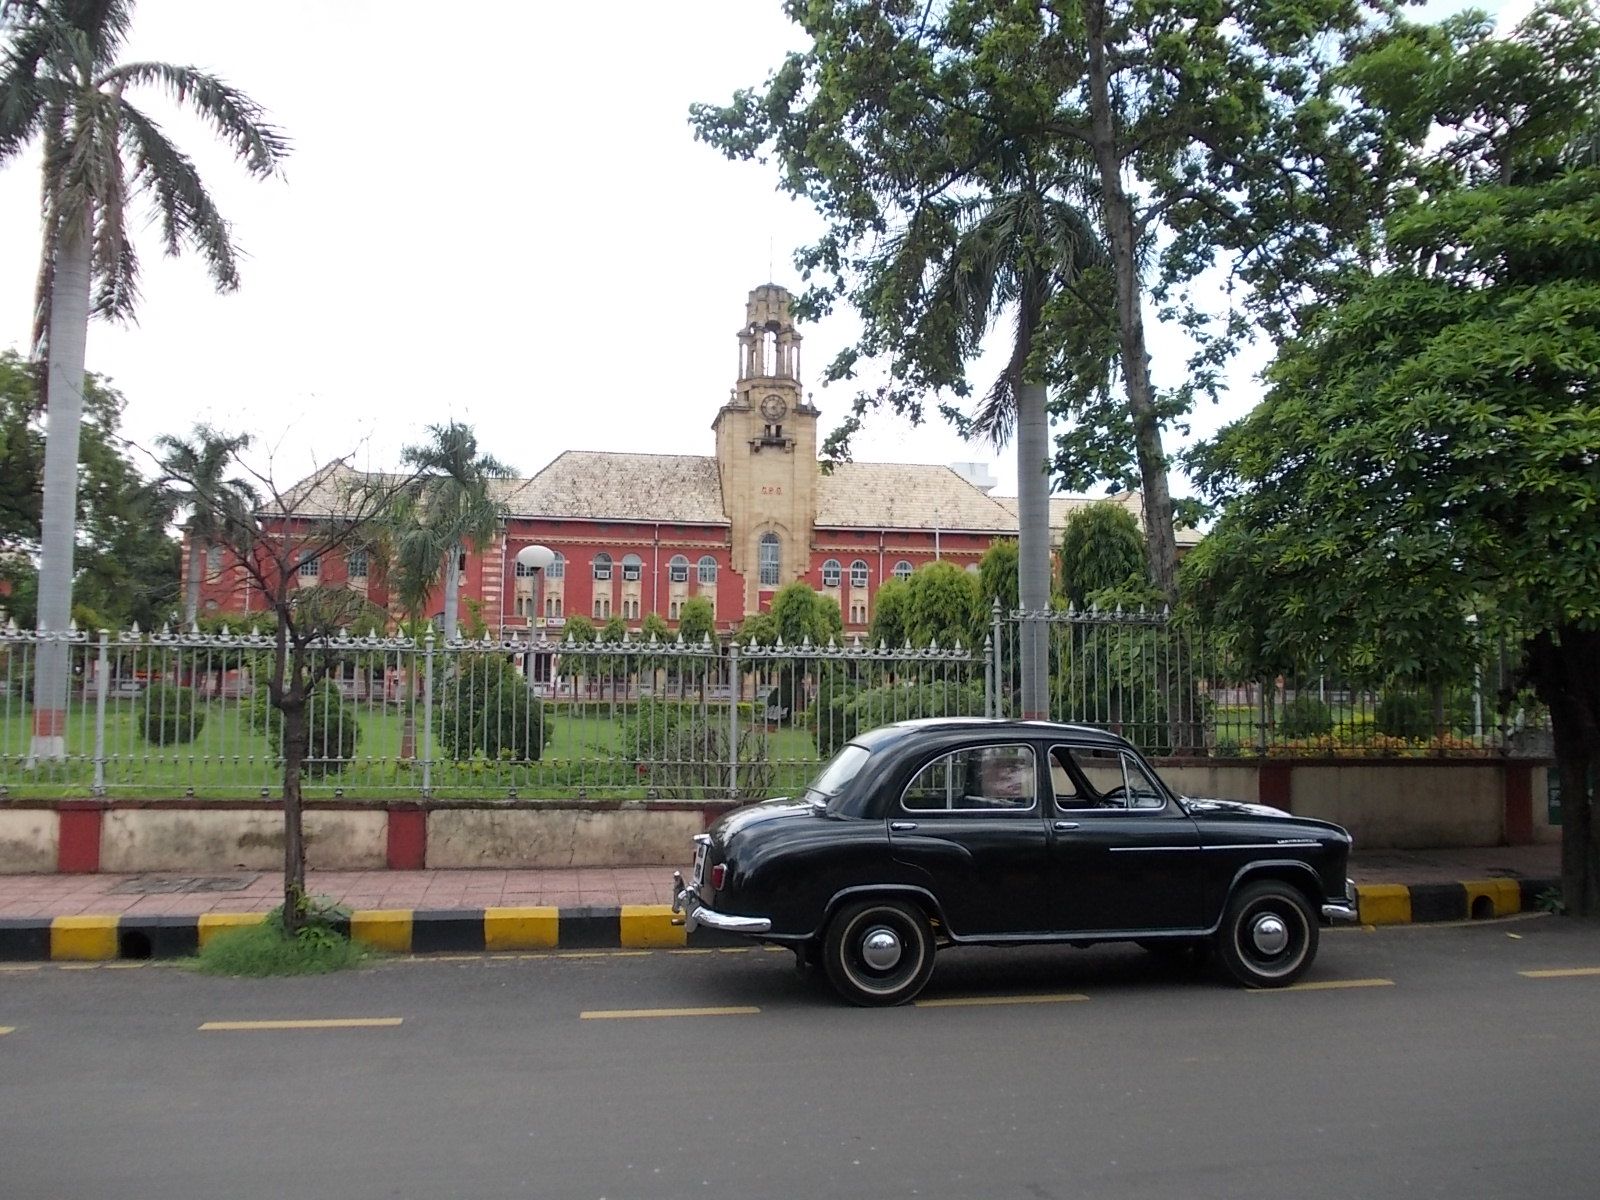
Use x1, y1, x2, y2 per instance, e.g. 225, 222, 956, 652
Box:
1250, 913, 1290, 956
861, 926, 903, 970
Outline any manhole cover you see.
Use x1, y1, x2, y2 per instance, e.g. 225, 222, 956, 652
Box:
109, 874, 262, 895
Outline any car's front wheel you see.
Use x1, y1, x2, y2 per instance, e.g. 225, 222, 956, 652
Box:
1216, 880, 1318, 988
822, 898, 936, 1006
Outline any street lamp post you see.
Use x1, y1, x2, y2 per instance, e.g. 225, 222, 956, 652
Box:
516, 544, 555, 688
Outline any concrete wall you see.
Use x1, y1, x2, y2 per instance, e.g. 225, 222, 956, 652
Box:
0, 809, 58, 873
427, 806, 710, 869
98, 809, 387, 872
1156, 766, 1262, 807
1288, 764, 1504, 848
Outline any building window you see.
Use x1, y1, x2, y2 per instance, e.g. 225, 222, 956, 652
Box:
624, 598, 641, 619
821, 559, 842, 587
850, 601, 868, 625
205, 545, 223, 577
850, 559, 868, 588
594, 596, 612, 619
593, 553, 612, 581
348, 549, 369, 579
622, 553, 643, 582
547, 552, 564, 579
759, 533, 781, 587
669, 554, 689, 583
669, 599, 681, 620
698, 555, 718, 585
515, 559, 534, 578
545, 595, 562, 618
893, 560, 913, 581
298, 555, 319, 579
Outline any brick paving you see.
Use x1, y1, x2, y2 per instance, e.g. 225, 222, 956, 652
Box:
0, 843, 1560, 920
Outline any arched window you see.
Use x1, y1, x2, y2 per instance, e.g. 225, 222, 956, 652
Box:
592, 553, 612, 581
668, 554, 689, 583
547, 552, 565, 580
821, 559, 842, 587
850, 559, 869, 588
697, 555, 718, 585
622, 553, 643, 582
759, 533, 781, 587
893, 560, 913, 580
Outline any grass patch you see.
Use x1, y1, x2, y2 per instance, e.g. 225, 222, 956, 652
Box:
191, 910, 374, 977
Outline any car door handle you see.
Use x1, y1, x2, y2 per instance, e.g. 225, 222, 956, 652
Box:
1053, 821, 1080, 831
890, 821, 918, 832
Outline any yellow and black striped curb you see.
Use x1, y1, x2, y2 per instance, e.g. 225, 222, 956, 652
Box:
0, 904, 744, 963
0, 879, 1561, 963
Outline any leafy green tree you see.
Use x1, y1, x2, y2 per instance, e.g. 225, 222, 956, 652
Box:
0, 0, 286, 755
677, 596, 716, 645
1188, 3, 1600, 913
735, 611, 777, 648
155, 425, 259, 627
769, 581, 841, 647
692, 0, 1394, 607
388, 422, 512, 641
1059, 504, 1145, 612
977, 539, 1020, 620
905, 562, 981, 650
0, 351, 178, 630
867, 577, 911, 650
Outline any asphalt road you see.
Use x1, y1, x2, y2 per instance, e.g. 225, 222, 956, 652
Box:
2, 916, 1597, 1200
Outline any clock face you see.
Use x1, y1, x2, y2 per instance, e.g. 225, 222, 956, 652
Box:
760, 395, 788, 421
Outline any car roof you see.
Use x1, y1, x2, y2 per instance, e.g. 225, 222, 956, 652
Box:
852, 717, 1131, 751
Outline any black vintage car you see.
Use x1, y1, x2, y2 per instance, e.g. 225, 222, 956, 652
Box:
672, 718, 1357, 1005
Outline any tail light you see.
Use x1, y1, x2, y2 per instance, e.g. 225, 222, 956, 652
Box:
710, 863, 727, 890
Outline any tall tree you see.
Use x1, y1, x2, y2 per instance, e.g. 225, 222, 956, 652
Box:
389, 422, 512, 641
0, 0, 288, 757
1058, 502, 1144, 611
155, 424, 258, 627
692, 0, 1396, 605
1188, 3, 1600, 913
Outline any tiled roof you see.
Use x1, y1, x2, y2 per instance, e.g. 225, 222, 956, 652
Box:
990, 492, 1202, 546
501, 451, 728, 525
815, 463, 1018, 530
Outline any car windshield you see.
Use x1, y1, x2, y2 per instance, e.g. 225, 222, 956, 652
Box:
804, 744, 871, 812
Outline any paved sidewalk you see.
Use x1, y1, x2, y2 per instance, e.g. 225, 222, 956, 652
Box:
0, 843, 1560, 921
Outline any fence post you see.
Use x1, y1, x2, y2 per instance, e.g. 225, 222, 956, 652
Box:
91, 630, 110, 797
422, 630, 435, 798
990, 598, 1003, 719
728, 638, 739, 797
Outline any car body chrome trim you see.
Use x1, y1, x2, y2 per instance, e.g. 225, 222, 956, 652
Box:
1107, 845, 1201, 852
670, 875, 774, 935
1201, 843, 1323, 852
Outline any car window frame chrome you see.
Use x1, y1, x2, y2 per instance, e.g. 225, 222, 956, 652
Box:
897, 740, 1042, 816
1047, 742, 1176, 816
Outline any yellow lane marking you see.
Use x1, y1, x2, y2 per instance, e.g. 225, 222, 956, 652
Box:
0, 1026, 14, 1035
580, 1006, 760, 1020
559, 950, 650, 959
1248, 978, 1395, 993
669, 949, 715, 956
58, 963, 99, 971
915, 993, 1089, 1009
199, 1018, 404, 1031
102, 962, 147, 970
1520, 967, 1600, 978
0, 965, 42, 973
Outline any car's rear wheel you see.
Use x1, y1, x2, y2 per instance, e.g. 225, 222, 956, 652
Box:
822, 898, 935, 1007
1215, 880, 1318, 988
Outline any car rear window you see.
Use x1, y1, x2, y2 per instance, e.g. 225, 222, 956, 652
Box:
806, 744, 871, 809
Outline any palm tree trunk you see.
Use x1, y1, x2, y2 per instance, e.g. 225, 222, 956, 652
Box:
30, 220, 92, 762
1017, 378, 1051, 719
442, 544, 460, 640
184, 532, 204, 627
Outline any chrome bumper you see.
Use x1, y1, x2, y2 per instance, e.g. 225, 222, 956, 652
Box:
1322, 878, 1360, 924
671, 871, 773, 936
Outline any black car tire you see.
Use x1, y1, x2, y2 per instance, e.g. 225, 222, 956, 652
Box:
822, 898, 936, 1007
1215, 880, 1319, 988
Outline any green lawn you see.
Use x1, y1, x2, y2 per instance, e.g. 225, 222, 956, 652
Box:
0, 697, 826, 800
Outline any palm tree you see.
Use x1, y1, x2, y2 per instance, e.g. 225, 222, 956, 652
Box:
0, 0, 288, 757
389, 422, 513, 642
155, 424, 258, 627
909, 180, 1110, 717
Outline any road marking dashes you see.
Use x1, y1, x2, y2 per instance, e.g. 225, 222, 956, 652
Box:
1248, 978, 1394, 993
199, 1018, 404, 1031
0, 1025, 14, 1035
1520, 967, 1600, 979
915, 993, 1089, 1008
580, 1006, 760, 1020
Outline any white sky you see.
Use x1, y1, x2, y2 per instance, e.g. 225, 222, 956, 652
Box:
0, 0, 1525, 504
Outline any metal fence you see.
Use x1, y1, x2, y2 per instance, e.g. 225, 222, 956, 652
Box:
0, 613, 1546, 799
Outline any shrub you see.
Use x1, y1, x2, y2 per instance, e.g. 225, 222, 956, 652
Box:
141, 683, 204, 745
248, 680, 361, 776
1375, 690, 1431, 740
813, 678, 985, 758
1278, 695, 1334, 738
434, 654, 549, 762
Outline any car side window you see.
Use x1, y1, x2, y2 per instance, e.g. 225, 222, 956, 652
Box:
902, 744, 1037, 813
1054, 746, 1167, 811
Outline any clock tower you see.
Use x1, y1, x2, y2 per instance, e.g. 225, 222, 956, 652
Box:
713, 284, 819, 614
